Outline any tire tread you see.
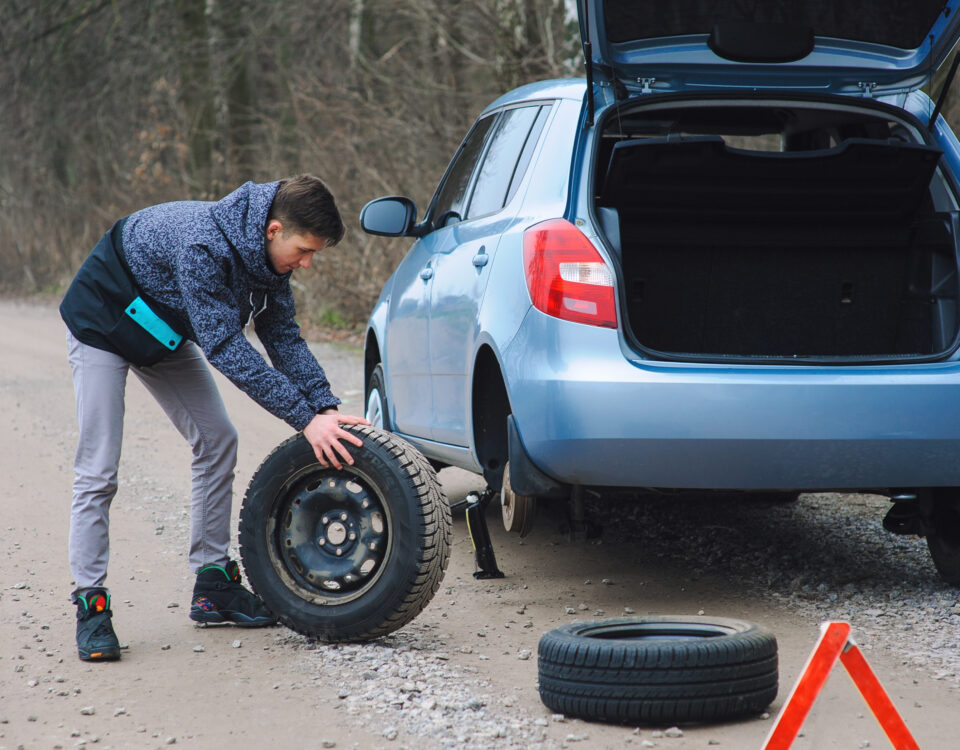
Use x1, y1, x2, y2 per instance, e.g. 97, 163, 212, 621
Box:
239, 425, 451, 642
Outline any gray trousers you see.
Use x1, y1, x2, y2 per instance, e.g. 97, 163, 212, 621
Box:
67, 329, 238, 595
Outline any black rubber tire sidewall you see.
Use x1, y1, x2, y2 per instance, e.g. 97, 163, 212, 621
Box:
238, 425, 450, 641
926, 495, 960, 584
538, 616, 778, 725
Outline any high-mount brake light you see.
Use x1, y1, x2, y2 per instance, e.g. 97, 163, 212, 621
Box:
522, 219, 617, 328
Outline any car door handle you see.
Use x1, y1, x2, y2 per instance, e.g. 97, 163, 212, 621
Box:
472, 247, 488, 267
419, 266, 434, 281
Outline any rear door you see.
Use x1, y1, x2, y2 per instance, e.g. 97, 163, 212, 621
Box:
428, 104, 550, 445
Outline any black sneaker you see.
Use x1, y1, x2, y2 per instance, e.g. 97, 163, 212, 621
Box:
75, 588, 121, 661
190, 561, 276, 627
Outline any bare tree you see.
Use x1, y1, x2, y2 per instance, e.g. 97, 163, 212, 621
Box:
0, 0, 579, 323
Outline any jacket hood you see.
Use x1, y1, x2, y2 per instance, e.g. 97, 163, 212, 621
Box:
210, 180, 285, 286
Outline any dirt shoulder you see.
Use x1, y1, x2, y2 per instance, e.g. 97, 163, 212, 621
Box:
1, 298, 957, 750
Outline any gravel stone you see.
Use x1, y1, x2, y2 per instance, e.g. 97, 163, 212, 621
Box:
80, 707, 95, 716
247, 489, 960, 750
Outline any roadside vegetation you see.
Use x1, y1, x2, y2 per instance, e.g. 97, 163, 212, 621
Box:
0, 0, 580, 325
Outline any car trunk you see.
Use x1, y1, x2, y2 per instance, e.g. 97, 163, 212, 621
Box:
594, 102, 960, 361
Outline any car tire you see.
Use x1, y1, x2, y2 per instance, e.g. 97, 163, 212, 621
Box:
365, 363, 390, 430
238, 425, 451, 641
538, 616, 778, 725
926, 493, 960, 585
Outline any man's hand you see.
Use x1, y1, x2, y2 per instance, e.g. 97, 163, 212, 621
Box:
302, 409, 371, 469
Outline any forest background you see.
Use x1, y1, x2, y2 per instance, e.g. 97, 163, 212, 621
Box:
0, 0, 579, 332
3, 1, 960, 332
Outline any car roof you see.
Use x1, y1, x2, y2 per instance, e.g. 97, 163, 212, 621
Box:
482, 79, 587, 115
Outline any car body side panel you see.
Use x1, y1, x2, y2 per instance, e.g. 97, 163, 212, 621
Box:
503, 309, 960, 489
473, 99, 578, 367
383, 237, 435, 438
429, 219, 507, 445
431, 99, 580, 448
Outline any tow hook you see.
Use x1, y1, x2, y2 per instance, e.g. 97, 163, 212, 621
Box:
464, 489, 505, 579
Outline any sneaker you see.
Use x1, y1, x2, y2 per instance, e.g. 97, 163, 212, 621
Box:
75, 588, 121, 661
190, 561, 276, 627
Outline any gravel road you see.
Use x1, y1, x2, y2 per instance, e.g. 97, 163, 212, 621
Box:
2, 299, 958, 750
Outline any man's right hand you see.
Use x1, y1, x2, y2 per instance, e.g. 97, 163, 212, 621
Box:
302, 410, 370, 470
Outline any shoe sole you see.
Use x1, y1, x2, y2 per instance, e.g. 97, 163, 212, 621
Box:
79, 648, 121, 661
190, 606, 276, 628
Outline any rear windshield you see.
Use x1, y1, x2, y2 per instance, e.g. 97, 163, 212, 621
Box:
602, 0, 947, 51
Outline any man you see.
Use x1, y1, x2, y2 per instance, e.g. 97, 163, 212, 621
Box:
60, 175, 368, 661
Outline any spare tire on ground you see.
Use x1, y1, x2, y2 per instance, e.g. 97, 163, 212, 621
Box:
538, 616, 778, 725
238, 425, 451, 642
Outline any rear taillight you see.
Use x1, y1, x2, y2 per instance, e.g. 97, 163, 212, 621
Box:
522, 218, 617, 328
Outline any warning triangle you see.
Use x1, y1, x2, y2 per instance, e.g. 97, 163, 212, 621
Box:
762, 621, 919, 750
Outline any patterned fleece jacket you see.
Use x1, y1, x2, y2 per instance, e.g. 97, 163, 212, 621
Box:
121, 180, 339, 430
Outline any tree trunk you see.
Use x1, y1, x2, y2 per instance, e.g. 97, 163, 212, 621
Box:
175, 0, 216, 191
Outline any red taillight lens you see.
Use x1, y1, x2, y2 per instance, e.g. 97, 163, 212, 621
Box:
522, 218, 617, 328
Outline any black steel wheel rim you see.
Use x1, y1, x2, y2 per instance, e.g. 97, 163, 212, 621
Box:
268, 466, 392, 604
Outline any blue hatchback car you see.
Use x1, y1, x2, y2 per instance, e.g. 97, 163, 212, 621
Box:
360, 1, 960, 583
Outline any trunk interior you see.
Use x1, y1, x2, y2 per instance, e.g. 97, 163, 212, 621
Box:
594, 101, 960, 361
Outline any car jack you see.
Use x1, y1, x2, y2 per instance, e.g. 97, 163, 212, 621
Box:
464, 489, 505, 579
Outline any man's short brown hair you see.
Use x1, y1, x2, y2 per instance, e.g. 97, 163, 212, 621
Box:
268, 174, 345, 246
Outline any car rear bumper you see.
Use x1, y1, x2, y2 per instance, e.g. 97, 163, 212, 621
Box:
503, 312, 960, 489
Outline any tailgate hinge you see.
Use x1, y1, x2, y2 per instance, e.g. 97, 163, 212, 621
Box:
857, 81, 878, 98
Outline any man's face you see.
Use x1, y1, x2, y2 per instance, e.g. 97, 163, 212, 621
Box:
265, 220, 329, 274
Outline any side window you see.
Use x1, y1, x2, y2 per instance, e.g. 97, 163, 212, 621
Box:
465, 105, 541, 219
504, 105, 550, 206
431, 115, 496, 223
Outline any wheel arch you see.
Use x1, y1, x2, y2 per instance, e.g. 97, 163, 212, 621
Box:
364, 328, 382, 404
472, 343, 511, 492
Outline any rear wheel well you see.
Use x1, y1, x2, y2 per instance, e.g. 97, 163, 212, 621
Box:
364, 330, 381, 402
472, 346, 510, 492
